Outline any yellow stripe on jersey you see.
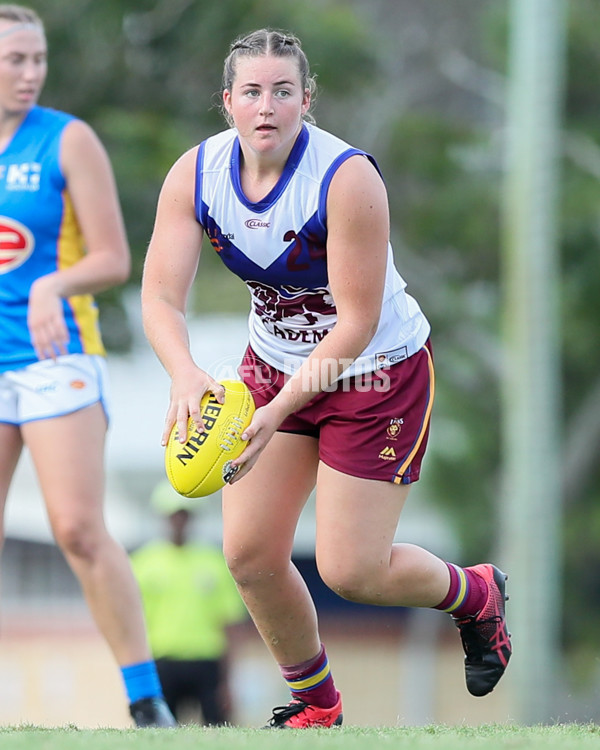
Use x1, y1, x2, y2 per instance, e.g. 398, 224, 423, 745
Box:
58, 190, 105, 356
393, 345, 435, 483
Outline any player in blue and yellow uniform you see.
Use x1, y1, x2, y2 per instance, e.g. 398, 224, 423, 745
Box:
142, 29, 512, 728
0, 104, 106, 371
0, 5, 174, 728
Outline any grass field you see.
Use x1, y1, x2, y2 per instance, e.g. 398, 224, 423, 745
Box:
2, 724, 600, 750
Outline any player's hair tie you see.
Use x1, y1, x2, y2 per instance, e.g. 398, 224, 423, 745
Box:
0, 23, 40, 40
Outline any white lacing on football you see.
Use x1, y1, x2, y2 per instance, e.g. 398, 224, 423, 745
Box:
219, 417, 245, 451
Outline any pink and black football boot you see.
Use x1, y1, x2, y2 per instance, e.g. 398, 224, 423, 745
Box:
264, 691, 343, 728
452, 563, 512, 696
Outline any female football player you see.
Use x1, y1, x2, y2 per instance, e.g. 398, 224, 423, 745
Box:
142, 28, 512, 728
0, 4, 174, 728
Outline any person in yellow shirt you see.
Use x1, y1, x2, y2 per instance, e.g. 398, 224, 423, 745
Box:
130, 481, 247, 725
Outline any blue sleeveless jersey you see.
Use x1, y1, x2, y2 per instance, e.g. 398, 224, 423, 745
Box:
0, 106, 105, 372
195, 123, 430, 376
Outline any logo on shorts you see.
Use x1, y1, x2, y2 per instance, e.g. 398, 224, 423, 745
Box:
35, 381, 58, 394
386, 418, 404, 439
70, 380, 86, 390
379, 446, 397, 461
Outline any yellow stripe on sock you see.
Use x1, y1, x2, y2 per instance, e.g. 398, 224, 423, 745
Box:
286, 662, 330, 691
442, 566, 468, 613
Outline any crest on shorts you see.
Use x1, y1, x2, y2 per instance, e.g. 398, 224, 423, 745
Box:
386, 418, 404, 439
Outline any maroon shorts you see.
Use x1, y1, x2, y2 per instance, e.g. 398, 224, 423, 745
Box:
238, 341, 434, 485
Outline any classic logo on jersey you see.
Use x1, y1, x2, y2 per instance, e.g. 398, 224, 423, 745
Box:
245, 219, 270, 229
0, 216, 34, 273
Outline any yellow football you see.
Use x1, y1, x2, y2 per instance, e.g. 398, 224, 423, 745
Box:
164, 379, 255, 498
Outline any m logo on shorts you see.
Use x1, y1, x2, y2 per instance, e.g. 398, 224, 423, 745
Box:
379, 446, 396, 461
0, 217, 34, 273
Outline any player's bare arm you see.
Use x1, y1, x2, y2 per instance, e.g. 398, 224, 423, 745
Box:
58, 119, 130, 291
27, 119, 130, 360
141, 147, 224, 444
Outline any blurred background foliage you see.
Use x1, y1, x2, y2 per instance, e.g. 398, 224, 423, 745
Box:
24, 0, 600, 656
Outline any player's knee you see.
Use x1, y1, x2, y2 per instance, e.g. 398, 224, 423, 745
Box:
52, 516, 97, 561
224, 544, 285, 590
318, 560, 376, 603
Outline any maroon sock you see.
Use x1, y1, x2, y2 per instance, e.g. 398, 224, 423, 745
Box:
280, 644, 338, 708
434, 562, 488, 617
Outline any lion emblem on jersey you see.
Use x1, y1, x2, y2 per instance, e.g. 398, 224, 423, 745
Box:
247, 281, 336, 326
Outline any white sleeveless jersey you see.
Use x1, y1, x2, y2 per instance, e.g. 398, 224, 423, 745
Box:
195, 123, 430, 376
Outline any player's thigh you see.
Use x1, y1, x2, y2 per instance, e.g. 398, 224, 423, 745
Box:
222, 430, 319, 564
314, 461, 411, 579
0, 422, 24, 531
21, 403, 107, 528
